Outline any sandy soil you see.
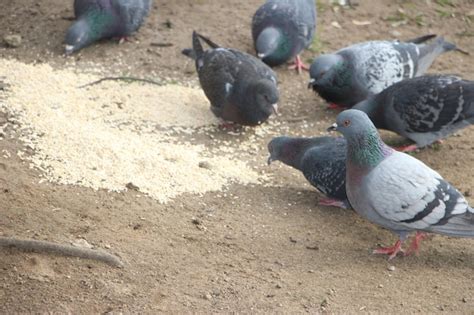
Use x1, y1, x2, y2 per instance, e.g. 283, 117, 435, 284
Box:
1, 0, 474, 313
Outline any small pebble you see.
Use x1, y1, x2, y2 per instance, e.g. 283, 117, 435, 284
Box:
204, 293, 212, 300
3, 35, 22, 48
387, 265, 396, 271
198, 161, 212, 170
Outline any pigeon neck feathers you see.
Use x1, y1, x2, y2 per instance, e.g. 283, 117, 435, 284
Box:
256, 27, 292, 66
337, 110, 393, 170
347, 130, 392, 170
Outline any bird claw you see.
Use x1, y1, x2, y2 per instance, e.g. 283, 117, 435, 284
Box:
372, 240, 404, 260
394, 144, 419, 153
318, 198, 348, 209
287, 55, 309, 74
404, 232, 427, 257
326, 103, 346, 111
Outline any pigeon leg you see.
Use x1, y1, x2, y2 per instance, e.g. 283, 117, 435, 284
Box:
396, 140, 444, 152
394, 144, 419, 152
372, 240, 404, 260
327, 103, 346, 111
318, 198, 348, 209
288, 55, 309, 74
404, 231, 427, 256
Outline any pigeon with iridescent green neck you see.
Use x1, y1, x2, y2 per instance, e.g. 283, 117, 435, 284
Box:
329, 109, 474, 259
65, 0, 152, 54
252, 0, 317, 73
267, 136, 348, 209
309, 35, 457, 109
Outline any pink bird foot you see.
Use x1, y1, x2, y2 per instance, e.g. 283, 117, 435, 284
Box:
394, 144, 419, 152
288, 55, 309, 74
327, 103, 346, 111
373, 240, 404, 260
318, 198, 348, 209
404, 232, 427, 257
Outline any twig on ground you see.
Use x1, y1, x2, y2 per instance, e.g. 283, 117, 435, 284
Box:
79, 76, 164, 88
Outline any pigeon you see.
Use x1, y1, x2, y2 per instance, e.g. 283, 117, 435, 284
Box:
252, 0, 317, 73
267, 136, 348, 208
328, 109, 474, 259
354, 75, 474, 152
182, 31, 279, 126
309, 35, 457, 109
65, 0, 152, 54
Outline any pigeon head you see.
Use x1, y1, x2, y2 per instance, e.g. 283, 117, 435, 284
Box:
267, 136, 328, 169
308, 54, 345, 89
267, 136, 300, 167
65, 18, 93, 54
256, 27, 291, 67
329, 109, 392, 168
245, 79, 279, 125
65, 9, 116, 55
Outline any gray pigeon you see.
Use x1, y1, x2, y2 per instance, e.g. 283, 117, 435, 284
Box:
267, 136, 348, 208
309, 35, 457, 109
252, 0, 317, 73
65, 0, 152, 54
354, 75, 474, 152
182, 31, 279, 126
329, 109, 474, 259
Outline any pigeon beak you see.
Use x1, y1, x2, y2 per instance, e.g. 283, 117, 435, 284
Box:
308, 78, 316, 89
64, 45, 75, 55
267, 155, 274, 165
257, 53, 266, 59
327, 123, 338, 132
271, 103, 279, 115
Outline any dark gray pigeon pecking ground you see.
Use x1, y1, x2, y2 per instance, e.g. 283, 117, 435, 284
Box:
354, 75, 474, 152
309, 35, 457, 109
328, 109, 474, 259
65, 0, 152, 54
267, 136, 348, 208
182, 31, 279, 126
252, 0, 317, 73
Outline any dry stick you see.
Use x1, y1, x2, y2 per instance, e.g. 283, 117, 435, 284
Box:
283, 115, 311, 123
0, 237, 124, 268
79, 76, 164, 88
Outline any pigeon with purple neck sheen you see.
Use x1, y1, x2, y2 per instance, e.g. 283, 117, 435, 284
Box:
354, 75, 474, 152
309, 35, 457, 109
267, 136, 348, 209
65, 0, 152, 54
329, 109, 474, 259
252, 0, 317, 73
182, 31, 279, 126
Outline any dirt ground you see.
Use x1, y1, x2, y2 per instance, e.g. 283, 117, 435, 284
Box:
1, 0, 474, 313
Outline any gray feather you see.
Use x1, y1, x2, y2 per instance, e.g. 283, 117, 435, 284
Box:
354, 75, 474, 147
309, 36, 457, 108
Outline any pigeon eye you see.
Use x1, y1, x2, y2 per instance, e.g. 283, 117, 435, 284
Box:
343, 119, 351, 127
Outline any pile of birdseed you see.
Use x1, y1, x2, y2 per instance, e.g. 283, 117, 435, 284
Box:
0, 59, 264, 203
